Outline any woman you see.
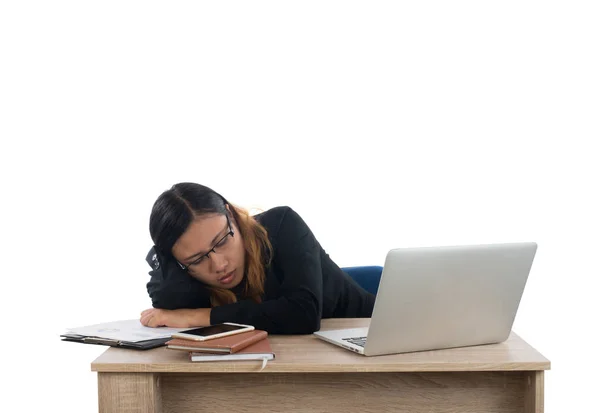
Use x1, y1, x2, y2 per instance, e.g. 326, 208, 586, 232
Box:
140, 182, 375, 334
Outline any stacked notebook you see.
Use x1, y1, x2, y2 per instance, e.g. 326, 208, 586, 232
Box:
166, 329, 275, 362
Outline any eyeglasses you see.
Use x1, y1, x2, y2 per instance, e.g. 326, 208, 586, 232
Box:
177, 215, 235, 271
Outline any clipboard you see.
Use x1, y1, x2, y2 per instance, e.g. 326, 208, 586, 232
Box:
60, 333, 170, 350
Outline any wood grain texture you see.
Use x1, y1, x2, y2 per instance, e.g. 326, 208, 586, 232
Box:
91, 318, 551, 373
98, 373, 162, 413
160, 371, 527, 413
525, 371, 545, 413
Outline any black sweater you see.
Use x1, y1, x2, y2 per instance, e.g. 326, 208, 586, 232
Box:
145, 206, 375, 334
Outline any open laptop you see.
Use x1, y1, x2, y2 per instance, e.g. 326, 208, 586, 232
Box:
314, 242, 537, 356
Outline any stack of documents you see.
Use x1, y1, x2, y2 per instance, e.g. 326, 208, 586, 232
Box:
61, 319, 192, 350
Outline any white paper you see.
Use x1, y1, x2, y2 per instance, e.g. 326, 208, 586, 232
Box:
65, 319, 192, 342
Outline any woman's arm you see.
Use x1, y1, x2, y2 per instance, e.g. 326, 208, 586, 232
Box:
141, 246, 213, 327
140, 307, 211, 328
209, 207, 324, 334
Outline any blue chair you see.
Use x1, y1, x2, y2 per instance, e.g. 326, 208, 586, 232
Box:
341, 266, 383, 296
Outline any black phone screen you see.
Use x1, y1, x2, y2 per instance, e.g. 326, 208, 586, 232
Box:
179, 324, 246, 337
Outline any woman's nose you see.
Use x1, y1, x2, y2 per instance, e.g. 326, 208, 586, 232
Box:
210, 252, 228, 273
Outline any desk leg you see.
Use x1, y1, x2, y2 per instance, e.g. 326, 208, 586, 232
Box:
98, 372, 162, 413
525, 371, 544, 413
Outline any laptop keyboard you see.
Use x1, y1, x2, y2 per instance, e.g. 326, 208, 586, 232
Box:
343, 336, 367, 348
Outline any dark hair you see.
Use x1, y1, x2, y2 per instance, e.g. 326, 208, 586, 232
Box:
149, 182, 273, 306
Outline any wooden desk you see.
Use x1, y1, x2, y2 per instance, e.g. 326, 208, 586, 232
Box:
91, 318, 550, 413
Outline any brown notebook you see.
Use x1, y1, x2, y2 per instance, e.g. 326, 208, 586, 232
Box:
166, 330, 268, 354
189, 337, 274, 362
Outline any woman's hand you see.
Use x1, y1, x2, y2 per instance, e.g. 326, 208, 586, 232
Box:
140, 308, 185, 327
140, 308, 211, 328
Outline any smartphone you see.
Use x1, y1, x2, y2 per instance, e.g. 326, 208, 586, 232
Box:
171, 322, 254, 341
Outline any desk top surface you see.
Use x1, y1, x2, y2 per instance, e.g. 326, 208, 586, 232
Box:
91, 318, 550, 373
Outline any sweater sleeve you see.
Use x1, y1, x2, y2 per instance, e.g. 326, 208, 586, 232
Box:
145, 246, 212, 310
210, 207, 323, 334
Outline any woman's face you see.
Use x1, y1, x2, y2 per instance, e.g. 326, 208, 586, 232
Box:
172, 211, 245, 289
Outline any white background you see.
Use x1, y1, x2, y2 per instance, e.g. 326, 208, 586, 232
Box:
1, 1, 598, 412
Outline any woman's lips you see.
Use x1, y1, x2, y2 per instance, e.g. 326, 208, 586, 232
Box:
218, 270, 236, 285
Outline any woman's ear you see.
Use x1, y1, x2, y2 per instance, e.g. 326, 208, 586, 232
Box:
225, 204, 240, 231
225, 204, 235, 221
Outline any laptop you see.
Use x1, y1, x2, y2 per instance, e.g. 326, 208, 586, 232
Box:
314, 242, 537, 356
